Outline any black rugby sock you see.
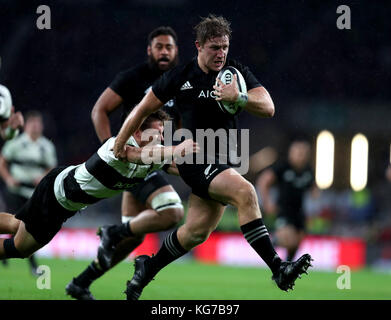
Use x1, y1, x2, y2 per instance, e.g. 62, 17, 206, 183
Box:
108, 221, 134, 243
73, 261, 105, 288
146, 229, 188, 276
28, 255, 38, 270
241, 218, 282, 274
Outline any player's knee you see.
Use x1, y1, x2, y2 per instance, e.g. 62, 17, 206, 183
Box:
151, 191, 183, 225
234, 183, 258, 209
290, 233, 302, 248
285, 239, 299, 251
10, 217, 21, 234
279, 229, 300, 249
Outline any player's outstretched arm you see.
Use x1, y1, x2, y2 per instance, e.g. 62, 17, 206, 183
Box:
124, 139, 199, 165
114, 90, 163, 159
91, 88, 123, 143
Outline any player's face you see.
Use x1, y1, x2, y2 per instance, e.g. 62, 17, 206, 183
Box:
148, 35, 178, 71
196, 35, 229, 73
288, 142, 311, 170
24, 116, 43, 138
138, 120, 164, 147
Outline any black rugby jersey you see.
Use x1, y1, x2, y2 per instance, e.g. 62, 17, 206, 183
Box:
109, 62, 180, 128
152, 58, 261, 135
152, 58, 262, 162
271, 161, 314, 215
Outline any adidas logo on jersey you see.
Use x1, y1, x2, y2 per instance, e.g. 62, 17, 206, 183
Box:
180, 81, 193, 90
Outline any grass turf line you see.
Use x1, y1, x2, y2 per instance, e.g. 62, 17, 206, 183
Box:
0, 258, 390, 300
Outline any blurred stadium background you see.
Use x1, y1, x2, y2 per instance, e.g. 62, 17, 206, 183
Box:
1, 0, 391, 299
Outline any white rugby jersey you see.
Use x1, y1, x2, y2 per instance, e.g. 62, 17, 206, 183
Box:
54, 136, 168, 211
2, 132, 57, 198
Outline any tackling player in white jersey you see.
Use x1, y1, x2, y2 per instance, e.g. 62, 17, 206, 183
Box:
0, 110, 199, 268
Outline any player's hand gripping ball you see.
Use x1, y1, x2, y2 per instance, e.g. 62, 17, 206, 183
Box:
215, 66, 247, 116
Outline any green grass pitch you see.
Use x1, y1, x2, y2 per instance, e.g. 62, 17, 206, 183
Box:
0, 258, 390, 300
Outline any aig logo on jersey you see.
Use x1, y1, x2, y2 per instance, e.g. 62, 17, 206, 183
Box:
198, 90, 217, 99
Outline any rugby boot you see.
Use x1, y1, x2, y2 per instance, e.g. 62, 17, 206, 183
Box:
272, 253, 313, 291
96, 225, 118, 270
65, 278, 96, 300
124, 255, 155, 300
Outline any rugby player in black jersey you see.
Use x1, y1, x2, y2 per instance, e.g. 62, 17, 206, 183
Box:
113, 15, 313, 299
66, 27, 184, 300
257, 139, 315, 262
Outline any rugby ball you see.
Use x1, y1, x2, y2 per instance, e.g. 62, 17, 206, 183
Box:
215, 66, 247, 115
0, 84, 12, 122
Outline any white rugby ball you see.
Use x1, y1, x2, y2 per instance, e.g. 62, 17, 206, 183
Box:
215, 66, 247, 115
0, 84, 12, 121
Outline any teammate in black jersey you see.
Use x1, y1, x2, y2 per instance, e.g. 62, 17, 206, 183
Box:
257, 140, 315, 262
113, 15, 313, 299
0, 111, 199, 274
65, 27, 183, 300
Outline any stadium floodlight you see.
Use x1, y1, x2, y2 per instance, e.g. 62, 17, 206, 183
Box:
315, 130, 334, 189
350, 133, 368, 191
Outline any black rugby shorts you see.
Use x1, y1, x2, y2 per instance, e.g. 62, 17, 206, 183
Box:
15, 166, 77, 245
126, 170, 171, 204
177, 162, 230, 200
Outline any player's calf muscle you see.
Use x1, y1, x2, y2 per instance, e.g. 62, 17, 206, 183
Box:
178, 224, 214, 248
233, 187, 262, 224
